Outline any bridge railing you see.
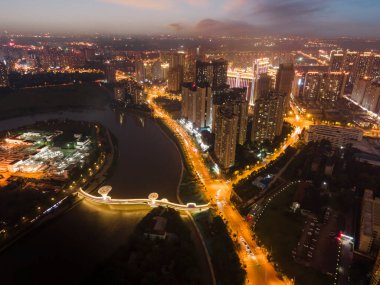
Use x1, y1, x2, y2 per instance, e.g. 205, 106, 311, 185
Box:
78, 188, 209, 212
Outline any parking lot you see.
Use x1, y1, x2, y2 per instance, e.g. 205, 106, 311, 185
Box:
293, 208, 340, 275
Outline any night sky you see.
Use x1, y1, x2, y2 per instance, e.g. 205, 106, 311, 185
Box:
1, 0, 379, 36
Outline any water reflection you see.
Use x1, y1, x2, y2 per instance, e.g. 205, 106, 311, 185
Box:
0, 108, 182, 284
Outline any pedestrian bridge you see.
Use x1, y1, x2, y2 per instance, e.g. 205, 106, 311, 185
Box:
78, 186, 210, 212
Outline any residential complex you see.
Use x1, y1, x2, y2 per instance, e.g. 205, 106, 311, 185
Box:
305, 125, 363, 148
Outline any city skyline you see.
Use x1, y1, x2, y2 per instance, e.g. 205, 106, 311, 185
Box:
1, 0, 380, 37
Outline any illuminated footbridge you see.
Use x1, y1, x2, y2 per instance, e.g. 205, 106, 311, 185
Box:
78, 186, 210, 212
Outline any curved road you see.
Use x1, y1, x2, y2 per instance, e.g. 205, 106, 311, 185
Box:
147, 87, 308, 285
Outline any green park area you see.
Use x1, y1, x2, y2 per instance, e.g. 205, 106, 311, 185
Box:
85, 207, 202, 285
194, 211, 246, 285
255, 185, 330, 285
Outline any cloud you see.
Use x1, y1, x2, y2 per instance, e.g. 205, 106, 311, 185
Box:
100, 0, 207, 10
168, 23, 185, 32
223, 0, 248, 12
194, 18, 262, 36
100, 0, 170, 9
252, 0, 327, 20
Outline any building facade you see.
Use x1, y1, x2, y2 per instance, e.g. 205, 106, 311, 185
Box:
214, 108, 238, 169
251, 91, 286, 143
181, 83, 212, 129
305, 125, 363, 148
359, 190, 380, 254
0, 62, 8, 87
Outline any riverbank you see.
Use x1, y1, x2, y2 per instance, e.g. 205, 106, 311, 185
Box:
153, 112, 245, 285
0, 120, 116, 254
0, 83, 111, 120
0, 107, 184, 284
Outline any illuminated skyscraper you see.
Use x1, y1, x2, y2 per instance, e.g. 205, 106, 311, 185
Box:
195, 60, 213, 86
319, 72, 347, 102
251, 58, 271, 105
135, 59, 145, 82
275, 63, 295, 110
212, 59, 228, 90
114, 85, 126, 101
212, 88, 248, 145
361, 79, 380, 114
351, 77, 372, 105
302, 72, 321, 101
251, 91, 286, 143
353, 52, 373, 81
370, 55, 380, 79
343, 51, 358, 74
329, 51, 345, 72
302, 71, 346, 102
104, 61, 116, 84
152, 60, 162, 81
167, 52, 185, 93
181, 82, 212, 129
0, 62, 8, 87
255, 73, 273, 101
160, 63, 169, 81
214, 107, 238, 169
195, 59, 228, 90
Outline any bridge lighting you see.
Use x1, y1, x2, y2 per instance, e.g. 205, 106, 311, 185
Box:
148, 192, 159, 206
98, 185, 112, 200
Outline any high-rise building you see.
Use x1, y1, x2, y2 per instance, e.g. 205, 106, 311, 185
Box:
195, 60, 213, 86
212, 88, 248, 145
0, 62, 9, 87
343, 51, 358, 74
167, 52, 185, 93
275, 63, 295, 110
302, 71, 346, 102
329, 51, 345, 72
351, 77, 372, 105
212, 59, 228, 90
353, 52, 373, 81
319, 72, 347, 102
181, 82, 212, 129
114, 85, 126, 101
214, 107, 238, 169
359, 189, 380, 253
184, 50, 197, 82
255, 73, 273, 101
160, 63, 169, 81
302, 72, 321, 101
251, 91, 286, 143
152, 60, 162, 81
195, 59, 228, 91
361, 79, 380, 114
370, 251, 380, 285
104, 61, 117, 84
370, 55, 380, 79
135, 59, 145, 82
251, 58, 271, 105
121, 79, 145, 104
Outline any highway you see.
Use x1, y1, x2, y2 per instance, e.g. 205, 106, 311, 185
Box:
146, 87, 312, 284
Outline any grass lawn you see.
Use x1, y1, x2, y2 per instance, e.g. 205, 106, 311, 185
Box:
255, 185, 331, 285
179, 169, 206, 204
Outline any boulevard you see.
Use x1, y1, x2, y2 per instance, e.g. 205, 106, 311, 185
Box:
147, 87, 310, 284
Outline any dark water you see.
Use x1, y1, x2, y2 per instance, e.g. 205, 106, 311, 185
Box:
0, 108, 183, 284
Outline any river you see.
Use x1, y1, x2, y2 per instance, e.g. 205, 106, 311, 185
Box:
0, 108, 183, 284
